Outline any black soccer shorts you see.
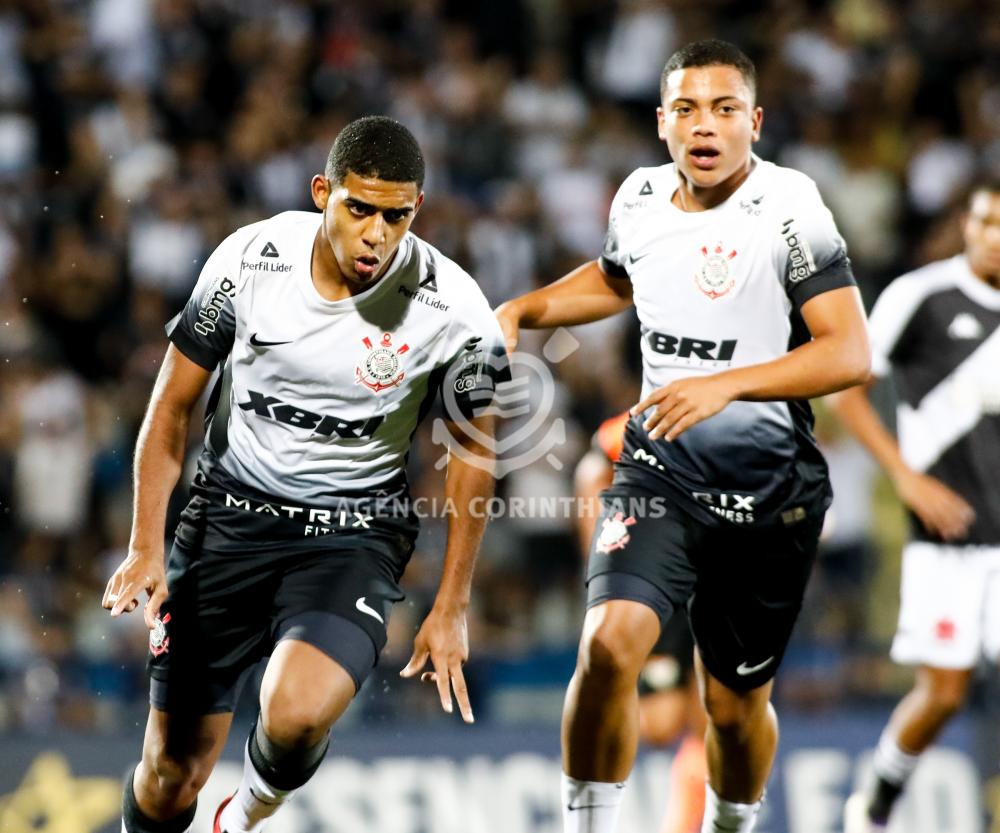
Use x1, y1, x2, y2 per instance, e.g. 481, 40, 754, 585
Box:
585, 481, 822, 692
148, 470, 418, 713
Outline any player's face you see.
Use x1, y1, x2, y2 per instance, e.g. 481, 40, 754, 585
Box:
657, 65, 762, 193
312, 171, 423, 285
964, 190, 1000, 286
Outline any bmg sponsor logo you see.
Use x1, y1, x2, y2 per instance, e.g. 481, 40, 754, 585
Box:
194, 275, 236, 337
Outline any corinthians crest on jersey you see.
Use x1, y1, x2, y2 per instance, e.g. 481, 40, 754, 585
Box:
695, 242, 738, 300
356, 333, 410, 393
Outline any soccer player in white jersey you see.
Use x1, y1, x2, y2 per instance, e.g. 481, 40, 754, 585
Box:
837, 182, 1000, 833
496, 40, 870, 833
102, 116, 508, 833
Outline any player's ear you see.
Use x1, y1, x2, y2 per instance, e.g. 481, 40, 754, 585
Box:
412, 191, 425, 217
312, 175, 331, 210
656, 106, 668, 142
750, 106, 763, 142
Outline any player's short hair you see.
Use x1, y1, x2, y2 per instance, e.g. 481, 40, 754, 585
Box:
660, 39, 757, 102
325, 116, 425, 189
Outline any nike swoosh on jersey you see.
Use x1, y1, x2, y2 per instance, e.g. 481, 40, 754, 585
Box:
355, 596, 384, 624
249, 333, 293, 347
736, 656, 775, 676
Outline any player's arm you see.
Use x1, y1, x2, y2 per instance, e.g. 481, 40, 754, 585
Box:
401, 413, 496, 724
636, 286, 870, 440
102, 346, 213, 625
829, 381, 974, 540
494, 259, 633, 351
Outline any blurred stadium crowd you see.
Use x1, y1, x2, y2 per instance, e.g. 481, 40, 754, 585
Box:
0, 0, 997, 733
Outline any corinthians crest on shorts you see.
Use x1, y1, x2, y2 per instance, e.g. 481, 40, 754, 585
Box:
695, 242, 738, 300
596, 512, 637, 554
356, 333, 410, 393
149, 613, 171, 657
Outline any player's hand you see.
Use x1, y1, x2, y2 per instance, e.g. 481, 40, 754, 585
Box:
493, 302, 520, 354
400, 605, 474, 723
102, 550, 168, 629
893, 468, 975, 541
632, 375, 737, 441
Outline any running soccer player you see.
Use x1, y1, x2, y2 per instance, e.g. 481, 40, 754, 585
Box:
576, 411, 707, 833
496, 40, 870, 833
102, 116, 508, 833
838, 181, 1000, 833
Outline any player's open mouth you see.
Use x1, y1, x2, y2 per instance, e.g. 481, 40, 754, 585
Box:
355, 255, 380, 278
689, 147, 720, 170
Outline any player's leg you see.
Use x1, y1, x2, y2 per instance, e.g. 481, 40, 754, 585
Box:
691, 514, 823, 833
218, 533, 411, 833
562, 598, 662, 832
124, 708, 233, 833
695, 654, 775, 833
844, 665, 973, 831
218, 639, 361, 833
846, 542, 989, 831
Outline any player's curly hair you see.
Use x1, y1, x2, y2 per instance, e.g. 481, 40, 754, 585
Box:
325, 116, 425, 189
660, 39, 757, 102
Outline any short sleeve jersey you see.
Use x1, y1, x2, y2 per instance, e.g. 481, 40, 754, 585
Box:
868, 255, 1000, 545
600, 158, 855, 526
167, 211, 508, 502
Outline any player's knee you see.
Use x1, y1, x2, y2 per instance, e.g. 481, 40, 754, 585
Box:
143, 748, 210, 807
261, 704, 329, 749
579, 622, 645, 684
703, 688, 766, 737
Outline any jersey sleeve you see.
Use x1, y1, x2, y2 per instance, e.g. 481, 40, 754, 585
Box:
598, 178, 632, 279
866, 276, 924, 378
437, 295, 512, 422
165, 228, 251, 369
778, 177, 856, 310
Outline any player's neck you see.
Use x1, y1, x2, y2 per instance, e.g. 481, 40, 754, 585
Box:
968, 259, 1000, 289
672, 158, 753, 212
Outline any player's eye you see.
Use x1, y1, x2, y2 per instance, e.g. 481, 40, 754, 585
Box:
719, 106, 736, 114
674, 106, 692, 115
384, 210, 407, 223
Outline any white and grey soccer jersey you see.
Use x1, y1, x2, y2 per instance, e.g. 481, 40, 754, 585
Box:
868, 255, 1000, 545
167, 211, 508, 502
601, 158, 856, 526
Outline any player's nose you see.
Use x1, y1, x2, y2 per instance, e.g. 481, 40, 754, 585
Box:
362, 214, 386, 247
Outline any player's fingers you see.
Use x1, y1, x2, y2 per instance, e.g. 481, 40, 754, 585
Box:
648, 403, 687, 441
632, 388, 669, 416
144, 584, 167, 630
432, 657, 453, 714
450, 666, 474, 724
110, 582, 140, 617
420, 671, 438, 683
102, 575, 120, 609
400, 647, 429, 678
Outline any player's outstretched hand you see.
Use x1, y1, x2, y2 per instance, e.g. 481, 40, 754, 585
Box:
632, 375, 736, 441
102, 550, 168, 629
893, 468, 976, 541
400, 606, 474, 723
493, 302, 520, 354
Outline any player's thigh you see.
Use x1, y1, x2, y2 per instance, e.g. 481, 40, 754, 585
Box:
259, 639, 357, 739
150, 538, 276, 715
140, 706, 233, 785
270, 533, 412, 692
891, 542, 994, 669
689, 513, 823, 692
585, 483, 698, 624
